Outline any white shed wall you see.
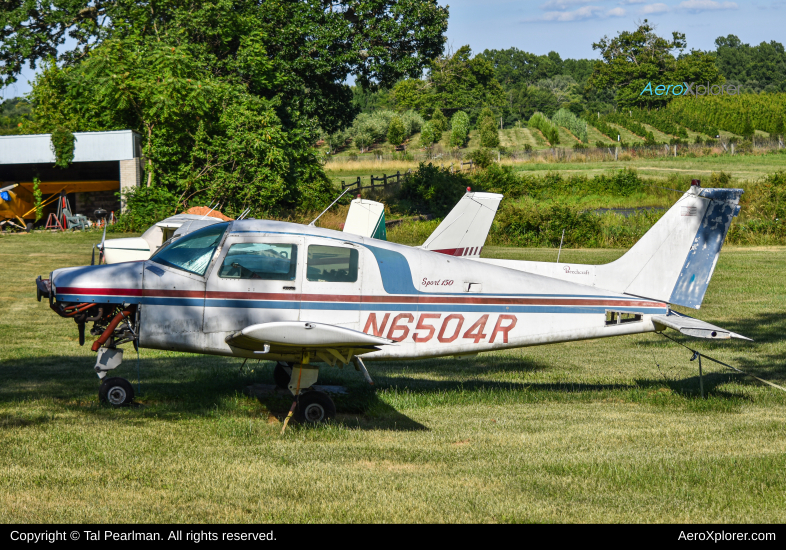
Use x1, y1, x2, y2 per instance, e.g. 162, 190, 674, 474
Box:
0, 130, 140, 164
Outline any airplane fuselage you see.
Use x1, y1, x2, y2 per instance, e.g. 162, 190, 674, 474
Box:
51, 220, 669, 362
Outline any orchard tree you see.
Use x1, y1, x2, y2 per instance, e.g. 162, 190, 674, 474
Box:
477, 107, 499, 148
449, 110, 470, 148
419, 121, 437, 148
430, 108, 448, 134
387, 116, 405, 146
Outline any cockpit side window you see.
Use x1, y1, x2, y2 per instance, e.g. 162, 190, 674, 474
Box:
218, 243, 298, 280
307, 245, 358, 282
150, 222, 229, 276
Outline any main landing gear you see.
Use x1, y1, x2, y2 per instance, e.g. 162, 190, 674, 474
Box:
274, 361, 336, 424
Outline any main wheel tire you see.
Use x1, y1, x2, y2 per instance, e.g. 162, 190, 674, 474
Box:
273, 362, 292, 390
296, 391, 336, 423
99, 377, 134, 406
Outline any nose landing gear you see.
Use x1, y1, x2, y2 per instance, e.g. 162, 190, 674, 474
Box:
99, 377, 135, 406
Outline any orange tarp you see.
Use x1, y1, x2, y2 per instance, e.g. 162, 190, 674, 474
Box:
184, 206, 234, 221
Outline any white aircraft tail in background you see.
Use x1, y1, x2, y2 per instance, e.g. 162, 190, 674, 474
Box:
474, 183, 743, 310
343, 198, 387, 240
421, 191, 503, 258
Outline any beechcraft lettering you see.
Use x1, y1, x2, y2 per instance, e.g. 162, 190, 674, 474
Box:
36, 181, 750, 423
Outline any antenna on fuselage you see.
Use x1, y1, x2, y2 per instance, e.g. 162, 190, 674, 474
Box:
236, 207, 251, 220
199, 201, 219, 220
309, 187, 353, 227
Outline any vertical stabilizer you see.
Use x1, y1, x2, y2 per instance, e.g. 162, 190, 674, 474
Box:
422, 191, 503, 258
343, 198, 387, 240
471, 184, 742, 309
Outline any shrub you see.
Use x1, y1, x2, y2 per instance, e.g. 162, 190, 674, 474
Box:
493, 203, 602, 248
466, 147, 494, 169
115, 185, 180, 232
471, 163, 519, 193
397, 162, 471, 216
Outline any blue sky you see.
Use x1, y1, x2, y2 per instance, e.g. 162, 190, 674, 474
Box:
3, 0, 783, 99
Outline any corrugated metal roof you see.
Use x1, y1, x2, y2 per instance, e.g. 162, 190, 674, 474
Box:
0, 130, 141, 164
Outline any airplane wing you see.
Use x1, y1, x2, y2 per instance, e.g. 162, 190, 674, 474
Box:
225, 321, 395, 365
652, 310, 751, 341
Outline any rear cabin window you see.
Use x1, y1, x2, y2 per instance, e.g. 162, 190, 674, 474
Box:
307, 245, 358, 282
218, 243, 298, 280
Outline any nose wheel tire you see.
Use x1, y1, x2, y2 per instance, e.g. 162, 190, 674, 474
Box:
99, 377, 134, 406
273, 362, 292, 390
296, 391, 336, 423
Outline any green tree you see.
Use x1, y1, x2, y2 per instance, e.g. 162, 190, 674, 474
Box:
393, 45, 505, 118
742, 116, 755, 139
588, 20, 722, 109
477, 107, 500, 148
0, 0, 449, 133
27, 38, 331, 215
431, 108, 448, 133
387, 116, 405, 146
774, 116, 785, 137
419, 121, 437, 148
449, 110, 470, 148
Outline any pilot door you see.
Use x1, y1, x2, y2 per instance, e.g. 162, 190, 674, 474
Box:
139, 222, 229, 349
300, 239, 363, 329
203, 235, 304, 333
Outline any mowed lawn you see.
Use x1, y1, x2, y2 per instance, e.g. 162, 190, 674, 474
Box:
0, 231, 785, 523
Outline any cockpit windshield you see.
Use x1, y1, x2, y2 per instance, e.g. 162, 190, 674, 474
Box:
150, 222, 229, 276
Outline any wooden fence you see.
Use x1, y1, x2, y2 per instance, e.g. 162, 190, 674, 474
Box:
341, 170, 410, 193
340, 162, 475, 193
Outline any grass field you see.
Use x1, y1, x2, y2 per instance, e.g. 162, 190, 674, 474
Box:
1, 230, 785, 523
324, 148, 785, 184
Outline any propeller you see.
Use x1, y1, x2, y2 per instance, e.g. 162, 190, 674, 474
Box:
92, 224, 107, 265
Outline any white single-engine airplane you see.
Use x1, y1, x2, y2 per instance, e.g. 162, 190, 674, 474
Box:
36, 182, 748, 422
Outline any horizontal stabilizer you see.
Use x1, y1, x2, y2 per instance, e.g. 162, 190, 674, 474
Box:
226, 321, 395, 351
652, 310, 751, 341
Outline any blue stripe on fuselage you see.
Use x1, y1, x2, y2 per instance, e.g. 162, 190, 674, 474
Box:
58, 293, 666, 315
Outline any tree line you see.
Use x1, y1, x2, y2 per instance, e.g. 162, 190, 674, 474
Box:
2, 9, 785, 216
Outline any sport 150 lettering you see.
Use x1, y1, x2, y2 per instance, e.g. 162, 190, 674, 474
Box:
364, 313, 517, 344
422, 278, 454, 287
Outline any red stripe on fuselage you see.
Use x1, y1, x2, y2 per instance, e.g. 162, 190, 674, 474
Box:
433, 247, 482, 257
57, 287, 665, 308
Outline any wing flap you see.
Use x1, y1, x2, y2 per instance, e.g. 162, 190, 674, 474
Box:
652, 311, 751, 341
